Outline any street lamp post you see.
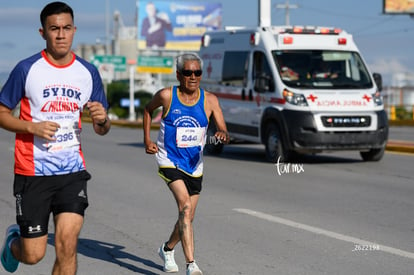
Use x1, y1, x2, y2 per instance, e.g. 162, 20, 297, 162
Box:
128, 59, 136, 121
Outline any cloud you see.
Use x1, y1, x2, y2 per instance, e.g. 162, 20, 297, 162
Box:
0, 7, 105, 30
368, 58, 410, 75
0, 8, 38, 27
0, 59, 14, 75
0, 42, 17, 49
76, 13, 105, 27
367, 58, 414, 86
0, 6, 106, 55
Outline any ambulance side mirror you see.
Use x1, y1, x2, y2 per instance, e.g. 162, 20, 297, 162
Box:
373, 73, 382, 92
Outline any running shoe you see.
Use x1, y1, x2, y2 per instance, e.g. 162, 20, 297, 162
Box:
1, 224, 20, 273
186, 261, 203, 275
158, 243, 178, 273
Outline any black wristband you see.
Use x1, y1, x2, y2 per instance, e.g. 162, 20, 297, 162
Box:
97, 117, 107, 127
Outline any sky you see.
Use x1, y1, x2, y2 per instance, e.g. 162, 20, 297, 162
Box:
0, 0, 414, 86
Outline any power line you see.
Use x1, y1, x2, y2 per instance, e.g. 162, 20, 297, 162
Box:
274, 3, 413, 37
351, 16, 395, 35
353, 26, 414, 37
298, 5, 380, 21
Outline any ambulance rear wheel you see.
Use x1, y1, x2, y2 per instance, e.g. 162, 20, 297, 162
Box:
360, 147, 385, 161
265, 124, 286, 163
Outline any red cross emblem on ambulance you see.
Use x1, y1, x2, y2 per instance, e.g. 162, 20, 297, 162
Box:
362, 94, 371, 102
307, 94, 318, 102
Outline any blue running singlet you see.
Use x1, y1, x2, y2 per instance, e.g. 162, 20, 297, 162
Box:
156, 86, 209, 177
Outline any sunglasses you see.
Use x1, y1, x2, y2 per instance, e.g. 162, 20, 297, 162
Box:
181, 69, 202, 77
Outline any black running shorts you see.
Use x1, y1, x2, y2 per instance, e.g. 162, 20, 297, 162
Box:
158, 168, 202, 195
13, 170, 91, 238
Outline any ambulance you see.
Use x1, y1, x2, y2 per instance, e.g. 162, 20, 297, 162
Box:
199, 26, 388, 162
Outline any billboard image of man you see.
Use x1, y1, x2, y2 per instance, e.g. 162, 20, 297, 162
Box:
141, 1, 172, 48
137, 1, 222, 51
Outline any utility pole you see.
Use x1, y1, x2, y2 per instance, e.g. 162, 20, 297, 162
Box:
275, 0, 298, 26
259, 0, 272, 27
105, 0, 111, 55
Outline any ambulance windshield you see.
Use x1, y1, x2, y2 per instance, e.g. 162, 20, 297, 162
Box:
273, 50, 373, 89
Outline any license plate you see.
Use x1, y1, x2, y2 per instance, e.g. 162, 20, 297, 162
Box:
321, 116, 371, 127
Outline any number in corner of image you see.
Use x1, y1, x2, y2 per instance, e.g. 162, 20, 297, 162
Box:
352, 244, 380, 252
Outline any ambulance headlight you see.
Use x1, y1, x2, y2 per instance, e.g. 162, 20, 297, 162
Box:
283, 89, 308, 106
372, 91, 383, 106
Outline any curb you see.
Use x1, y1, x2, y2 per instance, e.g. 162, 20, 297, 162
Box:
85, 119, 414, 154
388, 120, 414, 127
386, 141, 414, 154
386, 146, 414, 154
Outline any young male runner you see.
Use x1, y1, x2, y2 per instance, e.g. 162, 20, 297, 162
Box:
0, 2, 110, 273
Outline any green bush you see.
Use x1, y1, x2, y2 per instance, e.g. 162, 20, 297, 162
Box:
106, 81, 153, 119
395, 106, 413, 120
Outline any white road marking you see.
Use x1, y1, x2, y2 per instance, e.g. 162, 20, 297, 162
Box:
233, 208, 414, 260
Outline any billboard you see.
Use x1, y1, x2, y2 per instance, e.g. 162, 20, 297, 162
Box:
383, 0, 414, 14
137, 1, 222, 50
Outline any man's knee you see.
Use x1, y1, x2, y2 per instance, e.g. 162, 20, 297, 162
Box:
18, 236, 48, 264
22, 252, 45, 265
179, 201, 193, 216
54, 212, 83, 250
55, 232, 79, 258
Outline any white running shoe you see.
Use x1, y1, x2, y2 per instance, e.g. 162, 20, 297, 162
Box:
186, 261, 203, 275
158, 243, 178, 273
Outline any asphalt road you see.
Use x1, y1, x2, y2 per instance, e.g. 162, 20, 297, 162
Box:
388, 125, 414, 142
1, 124, 414, 274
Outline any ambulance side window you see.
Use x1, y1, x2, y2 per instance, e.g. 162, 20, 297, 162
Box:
222, 51, 249, 87
253, 51, 274, 93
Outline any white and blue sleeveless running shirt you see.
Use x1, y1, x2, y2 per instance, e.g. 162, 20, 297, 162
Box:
156, 86, 209, 177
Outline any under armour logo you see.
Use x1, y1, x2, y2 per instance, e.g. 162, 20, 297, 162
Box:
28, 225, 42, 234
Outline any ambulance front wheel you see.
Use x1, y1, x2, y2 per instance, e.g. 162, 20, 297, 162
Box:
265, 124, 287, 163
360, 147, 385, 161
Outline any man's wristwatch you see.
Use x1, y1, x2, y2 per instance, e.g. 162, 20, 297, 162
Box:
97, 117, 107, 127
